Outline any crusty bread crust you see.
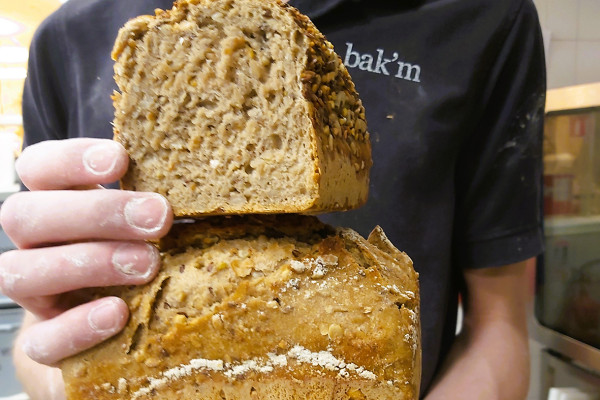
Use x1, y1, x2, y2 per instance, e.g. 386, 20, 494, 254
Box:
61, 215, 420, 399
112, 0, 371, 217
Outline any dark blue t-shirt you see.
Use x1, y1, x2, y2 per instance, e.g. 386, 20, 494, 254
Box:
22, 0, 546, 395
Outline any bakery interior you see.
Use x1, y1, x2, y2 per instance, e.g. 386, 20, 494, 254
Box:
0, 0, 600, 399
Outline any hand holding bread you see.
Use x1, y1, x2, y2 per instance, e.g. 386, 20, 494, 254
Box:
0, 138, 173, 365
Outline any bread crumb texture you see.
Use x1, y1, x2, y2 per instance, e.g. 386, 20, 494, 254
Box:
61, 215, 420, 399
112, 0, 371, 217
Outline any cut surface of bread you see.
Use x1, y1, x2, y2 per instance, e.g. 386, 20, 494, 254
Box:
60, 215, 420, 399
112, 0, 371, 217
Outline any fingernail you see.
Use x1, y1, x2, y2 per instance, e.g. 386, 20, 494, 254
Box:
88, 300, 121, 334
124, 194, 169, 233
112, 243, 159, 279
83, 142, 121, 175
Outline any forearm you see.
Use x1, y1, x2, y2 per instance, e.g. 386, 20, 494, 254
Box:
13, 311, 66, 400
425, 261, 531, 400
425, 314, 530, 399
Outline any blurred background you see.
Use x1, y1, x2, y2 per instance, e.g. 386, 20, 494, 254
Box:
0, 0, 68, 195
531, 2, 600, 400
0, 0, 600, 399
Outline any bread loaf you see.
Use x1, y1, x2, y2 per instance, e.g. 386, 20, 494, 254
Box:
112, 0, 371, 217
60, 215, 420, 399
62, 1, 421, 398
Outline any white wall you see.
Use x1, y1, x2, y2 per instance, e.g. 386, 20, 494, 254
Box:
533, 0, 600, 89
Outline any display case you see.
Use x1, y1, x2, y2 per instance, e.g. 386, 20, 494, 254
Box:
535, 83, 600, 388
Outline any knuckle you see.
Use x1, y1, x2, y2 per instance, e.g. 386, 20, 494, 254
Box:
0, 251, 17, 296
89, 192, 127, 228
0, 249, 15, 266
0, 193, 31, 248
0, 195, 20, 237
21, 332, 52, 365
14, 146, 39, 188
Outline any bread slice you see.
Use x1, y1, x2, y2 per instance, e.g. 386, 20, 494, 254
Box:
112, 0, 371, 217
60, 215, 420, 399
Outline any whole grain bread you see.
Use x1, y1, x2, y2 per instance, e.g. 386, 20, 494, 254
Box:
60, 215, 420, 399
112, 0, 371, 217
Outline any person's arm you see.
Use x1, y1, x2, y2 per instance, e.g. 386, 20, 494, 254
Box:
425, 260, 531, 400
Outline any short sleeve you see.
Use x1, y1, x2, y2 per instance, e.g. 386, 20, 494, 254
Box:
453, 0, 546, 269
22, 12, 70, 149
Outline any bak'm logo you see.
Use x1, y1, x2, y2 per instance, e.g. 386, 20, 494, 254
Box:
343, 42, 421, 83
